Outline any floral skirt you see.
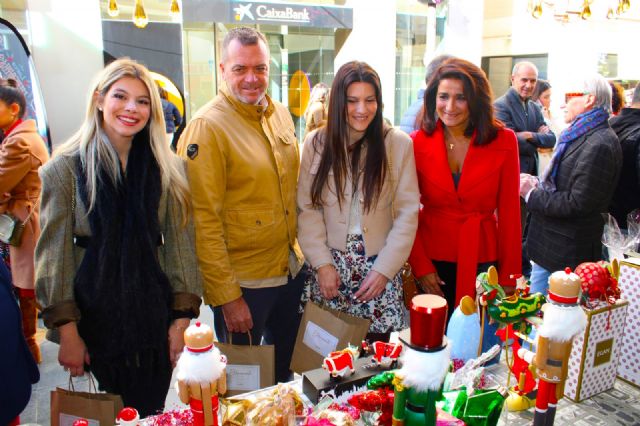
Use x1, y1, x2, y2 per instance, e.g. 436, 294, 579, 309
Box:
300, 234, 406, 333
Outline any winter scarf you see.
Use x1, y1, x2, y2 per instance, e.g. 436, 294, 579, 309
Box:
74, 129, 173, 387
542, 107, 609, 190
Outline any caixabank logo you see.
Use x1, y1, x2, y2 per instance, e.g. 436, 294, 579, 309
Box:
233, 3, 311, 24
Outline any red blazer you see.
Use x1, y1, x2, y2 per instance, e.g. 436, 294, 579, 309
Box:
408, 122, 521, 305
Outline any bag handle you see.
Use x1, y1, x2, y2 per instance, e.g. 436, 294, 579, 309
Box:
228, 331, 253, 346
67, 374, 98, 393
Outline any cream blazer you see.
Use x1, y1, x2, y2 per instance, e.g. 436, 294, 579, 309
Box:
297, 127, 420, 279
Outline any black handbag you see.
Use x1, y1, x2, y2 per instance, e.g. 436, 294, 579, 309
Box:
0, 213, 24, 246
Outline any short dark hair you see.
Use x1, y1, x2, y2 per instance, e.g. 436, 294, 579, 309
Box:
0, 79, 27, 119
221, 27, 269, 63
422, 57, 502, 145
532, 79, 551, 102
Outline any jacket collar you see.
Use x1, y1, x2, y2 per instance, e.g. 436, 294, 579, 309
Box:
5, 119, 36, 137
219, 82, 275, 121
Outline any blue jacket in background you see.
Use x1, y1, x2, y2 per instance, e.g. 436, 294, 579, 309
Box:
399, 89, 425, 135
0, 260, 39, 424
162, 99, 182, 134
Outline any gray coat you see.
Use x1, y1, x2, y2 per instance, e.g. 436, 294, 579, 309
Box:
494, 88, 556, 175
525, 122, 622, 272
35, 154, 202, 336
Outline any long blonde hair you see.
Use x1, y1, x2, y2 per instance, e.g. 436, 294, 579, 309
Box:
55, 58, 191, 223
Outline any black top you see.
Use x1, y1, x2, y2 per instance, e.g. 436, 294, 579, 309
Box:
609, 108, 640, 229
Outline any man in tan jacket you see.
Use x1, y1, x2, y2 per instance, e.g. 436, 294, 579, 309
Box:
177, 27, 306, 383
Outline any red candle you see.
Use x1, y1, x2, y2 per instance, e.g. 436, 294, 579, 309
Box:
410, 294, 448, 349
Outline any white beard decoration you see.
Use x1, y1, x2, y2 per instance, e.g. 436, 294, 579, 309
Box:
396, 344, 451, 392
176, 346, 225, 385
538, 302, 587, 342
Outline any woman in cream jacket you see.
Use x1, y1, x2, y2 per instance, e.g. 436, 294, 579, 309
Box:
298, 61, 419, 341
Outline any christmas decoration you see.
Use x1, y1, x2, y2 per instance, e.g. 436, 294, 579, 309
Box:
176, 322, 227, 426
518, 268, 587, 426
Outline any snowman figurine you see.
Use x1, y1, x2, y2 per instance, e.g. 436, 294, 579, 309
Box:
116, 407, 140, 425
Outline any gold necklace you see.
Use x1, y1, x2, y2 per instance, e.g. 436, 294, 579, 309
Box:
445, 130, 470, 150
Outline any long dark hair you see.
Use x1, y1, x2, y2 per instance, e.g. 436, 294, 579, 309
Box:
532, 79, 551, 103
422, 58, 502, 145
310, 61, 387, 213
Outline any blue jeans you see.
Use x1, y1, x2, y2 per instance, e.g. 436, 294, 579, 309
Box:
530, 262, 551, 296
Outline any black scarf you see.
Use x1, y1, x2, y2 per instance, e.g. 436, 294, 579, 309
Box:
74, 130, 173, 386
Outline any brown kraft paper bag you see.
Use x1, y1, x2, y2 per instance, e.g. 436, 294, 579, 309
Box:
217, 334, 275, 396
50, 377, 124, 426
290, 301, 371, 374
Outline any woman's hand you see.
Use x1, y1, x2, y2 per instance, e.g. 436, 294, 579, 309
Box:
418, 273, 445, 297
168, 318, 190, 368
58, 322, 90, 377
353, 270, 388, 303
317, 264, 340, 300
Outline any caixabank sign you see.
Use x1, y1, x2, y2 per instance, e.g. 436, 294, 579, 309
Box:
184, 0, 353, 29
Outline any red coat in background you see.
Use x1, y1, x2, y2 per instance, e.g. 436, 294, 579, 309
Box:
408, 122, 521, 305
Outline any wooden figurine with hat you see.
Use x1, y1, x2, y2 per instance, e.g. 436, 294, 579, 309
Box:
176, 321, 227, 426
518, 268, 587, 426
392, 294, 451, 426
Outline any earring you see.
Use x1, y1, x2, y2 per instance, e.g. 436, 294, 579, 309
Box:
98, 107, 103, 112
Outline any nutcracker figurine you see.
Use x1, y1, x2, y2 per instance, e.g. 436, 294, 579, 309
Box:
518, 268, 587, 426
176, 322, 227, 426
392, 294, 450, 426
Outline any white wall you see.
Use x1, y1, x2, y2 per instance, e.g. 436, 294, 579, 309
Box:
438, 0, 485, 65
335, 0, 397, 123
26, 0, 104, 148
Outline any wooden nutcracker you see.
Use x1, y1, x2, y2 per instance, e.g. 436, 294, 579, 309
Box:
176, 322, 227, 426
518, 268, 587, 426
392, 294, 450, 426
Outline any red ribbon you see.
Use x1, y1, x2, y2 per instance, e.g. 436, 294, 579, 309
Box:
548, 291, 579, 305
187, 344, 213, 353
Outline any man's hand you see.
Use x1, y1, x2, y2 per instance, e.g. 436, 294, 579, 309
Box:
221, 297, 253, 333
417, 272, 445, 297
317, 264, 340, 300
519, 173, 539, 198
516, 131, 534, 141
537, 124, 550, 134
58, 322, 90, 377
353, 270, 388, 302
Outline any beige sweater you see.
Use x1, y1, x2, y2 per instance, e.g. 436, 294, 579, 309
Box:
297, 127, 420, 279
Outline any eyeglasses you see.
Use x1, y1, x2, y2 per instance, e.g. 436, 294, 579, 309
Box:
564, 92, 589, 103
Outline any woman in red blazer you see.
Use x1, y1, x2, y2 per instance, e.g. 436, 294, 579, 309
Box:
409, 58, 521, 313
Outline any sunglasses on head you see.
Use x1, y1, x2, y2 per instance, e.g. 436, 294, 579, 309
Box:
564, 92, 589, 103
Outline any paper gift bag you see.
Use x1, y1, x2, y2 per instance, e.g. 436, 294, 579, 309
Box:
50, 377, 123, 426
564, 299, 629, 402
618, 258, 640, 386
217, 335, 275, 397
290, 301, 371, 374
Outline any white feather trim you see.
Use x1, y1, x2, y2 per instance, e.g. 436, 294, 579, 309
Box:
538, 303, 587, 342
176, 346, 225, 384
396, 345, 451, 392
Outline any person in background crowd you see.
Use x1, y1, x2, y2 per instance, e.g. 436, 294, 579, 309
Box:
399, 54, 454, 135
494, 61, 556, 279
297, 61, 419, 342
304, 82, 329, 136
521, 74, 622, 295
177, 27, 307, 383
409, 57, 521, 313
0, 252, 39, 426
158, 85, 182, 147
610, 81, 626, 116
0, 78, 50, 364
532, 79, 555, 175
36, 58, 202, 416
609, 82, 640, 231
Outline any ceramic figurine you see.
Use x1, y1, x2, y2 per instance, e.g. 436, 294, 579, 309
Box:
518, 268, 587, 426
392, 294, 451, 426
322, 345, 360, 378
176, 322, 227, 426
362, 340, 403, 368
